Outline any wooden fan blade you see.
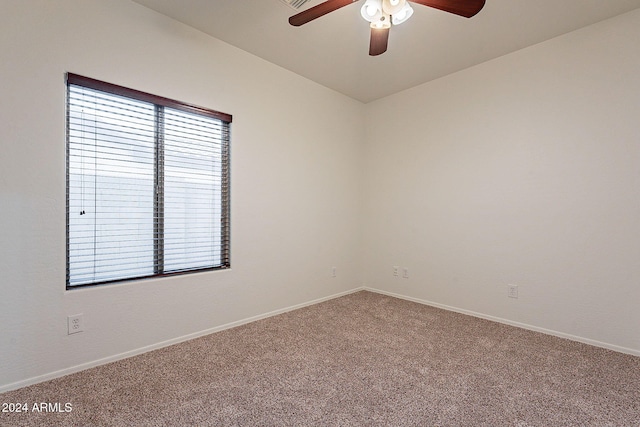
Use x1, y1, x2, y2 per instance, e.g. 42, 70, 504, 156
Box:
289, 0, 359, 26
369, 27, 389, 56
409, 0, 485, 18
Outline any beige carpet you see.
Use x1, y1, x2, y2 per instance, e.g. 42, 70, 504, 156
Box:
1, 291, 639, 426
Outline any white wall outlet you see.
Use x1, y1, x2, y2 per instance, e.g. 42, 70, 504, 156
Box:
393, 266, 399, 277
331, 267, 337, 278
402, 268, 409, 279
507, 284, 519, 299
68, 314, 84, 334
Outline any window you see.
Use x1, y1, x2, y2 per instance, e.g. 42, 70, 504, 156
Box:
66, 73, 231, 288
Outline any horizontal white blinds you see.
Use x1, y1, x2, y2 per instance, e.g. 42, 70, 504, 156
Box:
66, 74, 230, 287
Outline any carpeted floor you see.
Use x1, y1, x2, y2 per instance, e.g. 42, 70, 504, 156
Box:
1, 291, 639, 426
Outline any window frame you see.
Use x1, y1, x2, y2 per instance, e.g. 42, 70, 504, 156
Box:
65, 73, 231, 289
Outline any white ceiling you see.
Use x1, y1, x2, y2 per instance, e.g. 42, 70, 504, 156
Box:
131, 0, 640, 103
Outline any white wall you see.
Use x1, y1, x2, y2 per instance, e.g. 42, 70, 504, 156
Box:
363, 9, 640, 354
0, 0, 364, 390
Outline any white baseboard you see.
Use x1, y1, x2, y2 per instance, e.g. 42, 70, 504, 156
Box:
0, 287, 365, 393
364, 286, 640, 357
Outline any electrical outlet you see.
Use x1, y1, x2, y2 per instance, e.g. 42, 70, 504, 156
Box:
331, 267, 337, 278
68, 314, 84, 335
393, 266, 399, 277
507, 284, 519, 299
402, 268, 409, 279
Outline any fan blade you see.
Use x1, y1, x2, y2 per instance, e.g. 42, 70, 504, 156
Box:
289, 0, 359, 26
369, 27, 389, 56
410, 0, 485, 18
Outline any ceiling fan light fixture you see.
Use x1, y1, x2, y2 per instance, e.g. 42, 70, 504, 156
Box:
370, 12, 391, 29
360, 0, 382, 23
382, 0, 405, 15
289, 0, 487, 56
391, 2, 413, 25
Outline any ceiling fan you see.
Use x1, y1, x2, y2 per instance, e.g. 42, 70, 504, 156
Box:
289, 0, 485, 56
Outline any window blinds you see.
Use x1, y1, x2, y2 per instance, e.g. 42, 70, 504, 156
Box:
66, 74, 230, 287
